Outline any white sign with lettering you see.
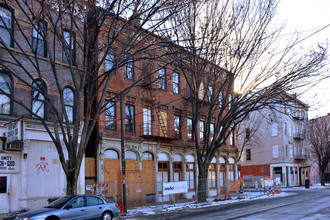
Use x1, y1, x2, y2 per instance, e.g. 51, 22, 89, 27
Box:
163, 181, 188, 195
0, 153, 20, 173
6, 121, 23, 143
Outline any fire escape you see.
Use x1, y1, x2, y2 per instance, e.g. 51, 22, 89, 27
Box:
139, 60, 179, 141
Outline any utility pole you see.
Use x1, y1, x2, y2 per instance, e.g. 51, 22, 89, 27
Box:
120, 93, 127, 214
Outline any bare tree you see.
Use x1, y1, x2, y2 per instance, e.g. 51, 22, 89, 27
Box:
0, 0, 181, 194
167, 0, 328, 202
308, 115, 330, 186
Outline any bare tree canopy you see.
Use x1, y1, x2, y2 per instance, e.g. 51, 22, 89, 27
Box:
0, 0, 181, 194
308, 115, 330, 186
167, 0, 328, 201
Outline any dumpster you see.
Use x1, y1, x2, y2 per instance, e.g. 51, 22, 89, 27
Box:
305, 179, 310, 188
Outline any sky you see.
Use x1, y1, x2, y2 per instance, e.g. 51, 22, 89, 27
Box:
277, 0, 330, 118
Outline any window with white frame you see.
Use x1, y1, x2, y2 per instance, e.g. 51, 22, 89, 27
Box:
289, 145, 293, 158
272, 145, 279, 158
230, 125, 235, 146
271, 123, 278, 136
228, 93, 232, 109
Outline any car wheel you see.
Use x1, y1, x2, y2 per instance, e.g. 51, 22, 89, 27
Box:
46, 217, 59, 220
102, 211, 112, 220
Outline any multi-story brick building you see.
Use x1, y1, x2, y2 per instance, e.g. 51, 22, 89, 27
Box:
237, 94, 311, 187
0, 0, 239, 213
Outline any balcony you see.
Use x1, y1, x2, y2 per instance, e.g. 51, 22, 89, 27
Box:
138, 122, 181, 141
293, 133, 304, 140
294, 153, 307, 161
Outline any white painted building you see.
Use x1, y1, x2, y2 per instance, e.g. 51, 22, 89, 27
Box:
237, 95, 311, 187
0, 119, 85, 214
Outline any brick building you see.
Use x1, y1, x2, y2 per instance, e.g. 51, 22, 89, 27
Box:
0, 0, 239, 213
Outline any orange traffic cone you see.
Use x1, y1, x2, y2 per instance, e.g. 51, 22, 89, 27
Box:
228, 191, 231, 200
278, 184, 281, 194
120, 199, 124, 215
267, 185, 269, 196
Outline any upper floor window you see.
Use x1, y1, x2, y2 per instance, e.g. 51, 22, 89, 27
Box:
210, 123, 215, 141
246, 149, 251, 161
125, 104, 135, 133
158, 68, 166, 90
62, 30, 76, 65
63, 87, 74, 123
272, 145, 279, 158
200, 120, 205, 142
105, 101, 116, 130
31, 79, 46, 118
173, 72, 179, 94
32, 21, 47, 57
230, 125, 235, 145
105, 49, 115, 73
174, 115, 181, 139
124, 54, 134, 79
208, 85, 213, 102
271, 123, 278, 136
228, 93, 232, 109
0, 72, 12, 115
187, 118, 192, 140
0, 6, 13, 47
219, 92, 222, 107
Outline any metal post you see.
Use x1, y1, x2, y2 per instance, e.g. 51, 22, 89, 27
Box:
120, 93, 127, 214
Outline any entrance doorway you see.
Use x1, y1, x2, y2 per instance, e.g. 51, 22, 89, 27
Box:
0, 175, 10, 214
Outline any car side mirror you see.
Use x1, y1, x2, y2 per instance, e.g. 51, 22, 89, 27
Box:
65, 205, 73, 209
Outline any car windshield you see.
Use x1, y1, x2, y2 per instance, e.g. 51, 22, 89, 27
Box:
45, 196, 74, 209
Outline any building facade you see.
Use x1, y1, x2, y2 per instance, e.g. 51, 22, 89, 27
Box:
0, 0, 239, 213
237, 96, 311, 187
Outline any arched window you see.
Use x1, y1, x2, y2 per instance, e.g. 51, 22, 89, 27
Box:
63, 87, 74, 123
31, 79, 46, 118
0, 5, 13, 47
104, 149, 119, 159
0, 72, 12, 115
142, 152, 154, 161
125, 150, 137, 160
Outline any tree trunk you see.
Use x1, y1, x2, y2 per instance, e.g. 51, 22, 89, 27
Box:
66, 170, 78, 195
321, 171, 325, 186
197, 167, 208, 202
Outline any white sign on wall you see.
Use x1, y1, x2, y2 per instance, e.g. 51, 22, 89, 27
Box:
0, 153, 20, 173
163, 181, 188, 195
6, 121, 23, 143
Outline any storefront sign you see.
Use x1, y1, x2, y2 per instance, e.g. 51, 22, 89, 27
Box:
0, 153, 20, 173
163, 181, 188, 195
6, 121, 23, 143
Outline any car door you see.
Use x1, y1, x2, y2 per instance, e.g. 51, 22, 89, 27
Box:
64, 196, 87, 220
85, 196, 104, 220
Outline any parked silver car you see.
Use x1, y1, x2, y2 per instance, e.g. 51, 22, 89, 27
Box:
15, 195, 120, 220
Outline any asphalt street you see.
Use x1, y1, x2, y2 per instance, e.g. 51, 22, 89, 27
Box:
127, 188, 330, 220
